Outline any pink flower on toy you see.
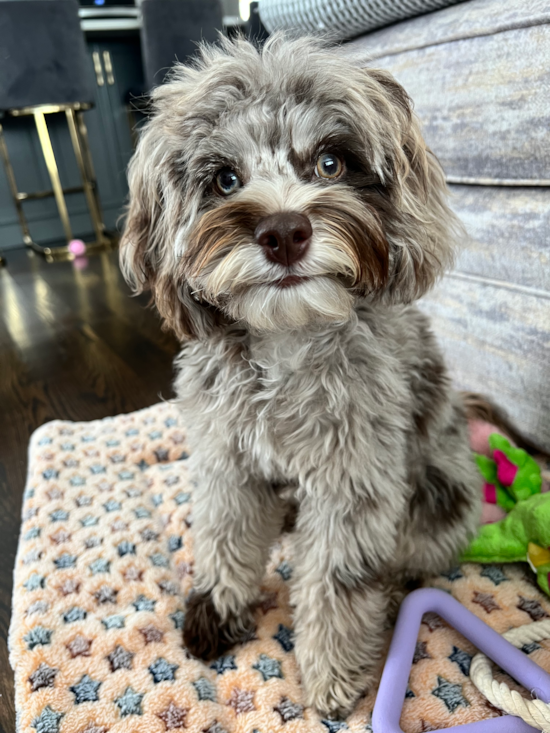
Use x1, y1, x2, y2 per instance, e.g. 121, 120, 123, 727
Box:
494, 449, 518, 487
483, 483, 497, 504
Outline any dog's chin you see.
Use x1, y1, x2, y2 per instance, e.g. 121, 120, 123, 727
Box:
221, 276, 355, 333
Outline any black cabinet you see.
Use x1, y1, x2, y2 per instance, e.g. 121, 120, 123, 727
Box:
0, 35, 143, 251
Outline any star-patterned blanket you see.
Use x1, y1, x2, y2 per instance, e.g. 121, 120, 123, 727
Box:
9, 402, 550, 733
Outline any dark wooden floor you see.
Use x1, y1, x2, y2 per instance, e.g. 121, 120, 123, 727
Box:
0, 248, 179, 733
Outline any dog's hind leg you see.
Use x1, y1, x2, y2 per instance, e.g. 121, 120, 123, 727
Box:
183, 451, 286, 660
403, 393, 482, 580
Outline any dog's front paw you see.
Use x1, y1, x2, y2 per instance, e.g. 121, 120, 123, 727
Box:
183, 590, 255, 661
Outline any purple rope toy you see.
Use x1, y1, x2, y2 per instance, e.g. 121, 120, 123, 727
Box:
373, 588, 550, 733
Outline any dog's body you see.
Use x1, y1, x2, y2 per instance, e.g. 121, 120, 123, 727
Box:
120, 35, 481, 717
175, 307, 479, 714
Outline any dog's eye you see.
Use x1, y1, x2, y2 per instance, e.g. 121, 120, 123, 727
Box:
215, 168, 241, 195
315, 153, 344, 180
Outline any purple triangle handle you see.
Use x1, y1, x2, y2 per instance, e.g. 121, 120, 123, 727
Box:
372, 587, 550, 733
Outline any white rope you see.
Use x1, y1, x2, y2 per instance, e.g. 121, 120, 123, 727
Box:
470, 619, 550, 732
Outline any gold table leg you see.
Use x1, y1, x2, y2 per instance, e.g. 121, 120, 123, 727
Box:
75, 111, 110, 243
0, 122, 34, 247
33, 110, 73, 244
2, 103, 116, 260
66, 108, 105, 246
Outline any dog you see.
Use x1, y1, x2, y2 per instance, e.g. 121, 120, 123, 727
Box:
120, 34, 481, 718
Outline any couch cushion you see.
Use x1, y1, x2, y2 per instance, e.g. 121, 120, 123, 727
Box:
346, 0, 550, 182
344, 0, 550, 60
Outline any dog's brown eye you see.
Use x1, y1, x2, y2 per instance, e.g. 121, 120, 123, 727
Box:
315, 153, 344, 180
215, 168, 241, 195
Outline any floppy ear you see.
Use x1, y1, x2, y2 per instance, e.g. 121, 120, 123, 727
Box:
367, 68, 460, 303
119, 116, 217, 341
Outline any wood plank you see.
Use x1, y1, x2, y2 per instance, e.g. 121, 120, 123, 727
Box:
33, 250, 179, 354
350, 23, 550, 182
344, 0, 550, 61
450, 184, 550, 292
421, 275, 550, 451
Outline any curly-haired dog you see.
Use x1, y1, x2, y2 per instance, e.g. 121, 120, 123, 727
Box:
120, 35, 481, 717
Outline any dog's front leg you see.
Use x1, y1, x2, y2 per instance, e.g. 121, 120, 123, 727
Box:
183, 452, 285, 660
292, 491, 401, 718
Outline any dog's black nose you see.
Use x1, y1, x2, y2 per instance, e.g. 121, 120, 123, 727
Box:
254, 212, 312, 267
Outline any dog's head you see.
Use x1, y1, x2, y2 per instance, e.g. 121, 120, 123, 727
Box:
120, 35, 458, 339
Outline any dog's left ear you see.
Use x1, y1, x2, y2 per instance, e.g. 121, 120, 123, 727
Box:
119, 96, 217, 341
366, 68, 459, 303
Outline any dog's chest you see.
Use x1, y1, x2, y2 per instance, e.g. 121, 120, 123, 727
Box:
177, 319, 408, 482
249, 332, 309, 395
244, 330, 366, 476
246, 335, 319, 451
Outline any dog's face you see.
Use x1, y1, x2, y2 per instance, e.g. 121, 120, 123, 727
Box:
120, 36, 457, 339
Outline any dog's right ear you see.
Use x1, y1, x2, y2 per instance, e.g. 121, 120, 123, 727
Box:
359, 67, 458, 303
119, 129, 164, 295
119, 117, 217, 341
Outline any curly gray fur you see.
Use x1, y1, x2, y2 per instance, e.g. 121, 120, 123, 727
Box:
120, 34, 481, 717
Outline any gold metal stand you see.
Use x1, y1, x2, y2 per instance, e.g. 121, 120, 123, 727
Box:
0, 102, 117, 262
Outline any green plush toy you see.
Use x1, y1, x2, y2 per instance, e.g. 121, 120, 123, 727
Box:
461, 434, 550, 596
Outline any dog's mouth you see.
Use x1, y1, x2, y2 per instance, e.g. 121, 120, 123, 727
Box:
275, 275, 310, 289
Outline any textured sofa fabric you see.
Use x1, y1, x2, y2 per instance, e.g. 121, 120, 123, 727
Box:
0, 0, 94, 110
343, 0, 550, 451
259, 0, 464, 40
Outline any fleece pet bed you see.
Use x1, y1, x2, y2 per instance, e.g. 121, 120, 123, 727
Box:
10, 402, 550, 733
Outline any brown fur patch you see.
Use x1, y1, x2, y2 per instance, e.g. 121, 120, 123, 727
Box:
151, 266, 223, 341
444, 403, 466, 438
184, 200, 267, 278
407, 317, 451, 438
281, 499, 299, 533
183, 591, 229, 660
412, 359, 449, 438
119, 154, 222, 341
410, 464, 473, 530
183, 590, 255, 661
367, 68, 413, 123
306, 190, 389, 293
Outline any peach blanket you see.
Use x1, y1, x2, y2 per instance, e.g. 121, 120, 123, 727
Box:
10, 403, 550, 733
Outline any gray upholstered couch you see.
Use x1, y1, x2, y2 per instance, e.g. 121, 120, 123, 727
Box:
340, 0, 550, 452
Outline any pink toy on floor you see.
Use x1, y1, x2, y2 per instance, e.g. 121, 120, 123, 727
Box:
68, 238, 86, 256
